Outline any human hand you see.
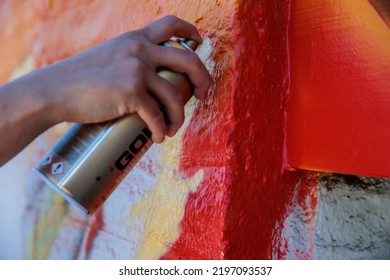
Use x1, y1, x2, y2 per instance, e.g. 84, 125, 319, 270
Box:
32, 15, 211, 143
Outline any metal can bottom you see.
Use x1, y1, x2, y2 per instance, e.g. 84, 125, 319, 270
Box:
33, 168, 91, 215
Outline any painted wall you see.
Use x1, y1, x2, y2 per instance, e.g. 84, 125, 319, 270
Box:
287, 0, 390, 178
0, 0, 389, 260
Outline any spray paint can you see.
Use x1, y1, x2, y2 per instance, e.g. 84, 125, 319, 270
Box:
33, 38, 199, 215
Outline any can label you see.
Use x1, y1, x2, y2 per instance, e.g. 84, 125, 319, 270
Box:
114, 127, 152, 171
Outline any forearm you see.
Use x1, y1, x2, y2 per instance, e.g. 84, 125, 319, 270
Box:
0, 74, 57, 166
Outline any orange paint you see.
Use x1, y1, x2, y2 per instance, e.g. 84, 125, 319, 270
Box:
287, 0, 390, 177
0, 1, 38, 83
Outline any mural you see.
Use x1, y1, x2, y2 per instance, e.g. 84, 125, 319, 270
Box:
0, 0, 389, 260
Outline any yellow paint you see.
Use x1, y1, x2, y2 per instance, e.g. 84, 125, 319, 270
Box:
7, 55, 35, 81
29, 192, 68, 259
130, 98, 204, 260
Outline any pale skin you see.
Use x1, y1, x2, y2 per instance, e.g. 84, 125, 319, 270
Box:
0, 16, 211, 166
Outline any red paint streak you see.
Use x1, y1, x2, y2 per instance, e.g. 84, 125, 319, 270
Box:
224, 1, 297, 259
287, 0, 390, 177
81, 209, 103, 257
161, 11, 237, 259
161, 6, 236, 260
161, 168, 230, 260
162, 1, 318, 259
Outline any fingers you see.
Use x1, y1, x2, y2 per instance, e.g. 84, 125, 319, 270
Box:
132, 15, 211, 101
146, 71, 185, 137
141, 15, 202, 44
136, 94, 167, 143
120, 16, 211, 142
148, 44, 211, 101
129, 66, 184, 142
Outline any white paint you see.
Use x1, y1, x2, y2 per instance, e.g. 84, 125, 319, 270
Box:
197, 36, 216, 76
0, 150, 29, 259
0, 55, 36, 260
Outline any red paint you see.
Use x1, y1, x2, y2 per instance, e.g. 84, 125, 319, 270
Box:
162, 1, 317, 259
81, 209, 103, 257
287, 0, 390, 177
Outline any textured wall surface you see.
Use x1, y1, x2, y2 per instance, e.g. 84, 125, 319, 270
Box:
0, 0, 389, 260
314, 174, 390, 259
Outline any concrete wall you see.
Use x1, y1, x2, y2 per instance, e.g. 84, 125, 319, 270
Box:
0, 0, 389, 259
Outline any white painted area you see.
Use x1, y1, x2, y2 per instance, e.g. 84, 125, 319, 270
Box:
197, 37, 216, 77
0, 55, 36, 259
91, 144, 163, 259
0, 150, 29, 259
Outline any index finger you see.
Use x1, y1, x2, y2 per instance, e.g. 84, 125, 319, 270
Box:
141, 15, 202, 44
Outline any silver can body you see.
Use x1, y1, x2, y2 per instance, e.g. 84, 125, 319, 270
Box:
34, 38, 198, 214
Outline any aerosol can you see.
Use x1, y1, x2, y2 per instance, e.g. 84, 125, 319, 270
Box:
34, 38, 199, 215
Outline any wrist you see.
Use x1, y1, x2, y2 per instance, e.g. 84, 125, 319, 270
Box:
6, 72, 61, 131
26, 68, 65, 127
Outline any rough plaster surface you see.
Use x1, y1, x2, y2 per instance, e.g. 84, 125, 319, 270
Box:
314, 174, 390, 259
279, 173, 390, 259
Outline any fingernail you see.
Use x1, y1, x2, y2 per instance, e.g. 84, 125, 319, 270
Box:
167, 127, 178, 137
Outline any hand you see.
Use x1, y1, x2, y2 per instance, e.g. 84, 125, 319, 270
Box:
31, 15, 211, 143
